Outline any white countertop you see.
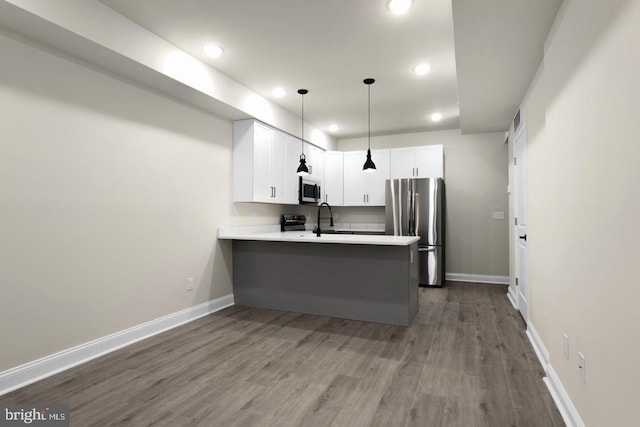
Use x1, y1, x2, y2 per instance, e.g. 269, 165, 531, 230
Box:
217, 228, 419, 246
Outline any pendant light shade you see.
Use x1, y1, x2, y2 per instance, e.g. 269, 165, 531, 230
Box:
363, 78, 376, 173
297, 89, 310, 176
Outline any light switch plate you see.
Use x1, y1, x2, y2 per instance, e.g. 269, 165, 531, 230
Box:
492, 211, 505, 220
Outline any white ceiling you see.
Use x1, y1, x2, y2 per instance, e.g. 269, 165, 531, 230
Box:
453, 0, 562, 133
99, 0, 561, 138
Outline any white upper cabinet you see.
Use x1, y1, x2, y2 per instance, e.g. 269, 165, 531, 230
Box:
343, 149, 390, 206
233, 119, 301, 204
303, 142, 325, 189
366, 149, 391, 205
415, 145, 444, 178
390, 144, 444, 179
233, 119, 441, 207
324, 151, 344, 205
285, 135, 303, 204
389, 147, 415, 179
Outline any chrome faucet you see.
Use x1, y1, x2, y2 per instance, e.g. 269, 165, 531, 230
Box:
316, 202, 334, 237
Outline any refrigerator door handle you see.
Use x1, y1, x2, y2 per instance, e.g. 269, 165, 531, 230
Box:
414, 191, 420, 236
418, 247, 436, 252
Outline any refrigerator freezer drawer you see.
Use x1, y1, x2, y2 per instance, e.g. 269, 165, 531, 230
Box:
418, 246, 443, 287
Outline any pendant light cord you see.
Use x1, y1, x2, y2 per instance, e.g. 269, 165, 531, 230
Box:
368, 84, 371, 150
298, 89, 308, 156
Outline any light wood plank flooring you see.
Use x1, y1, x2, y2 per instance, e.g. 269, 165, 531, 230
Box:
2, 282, 564, 426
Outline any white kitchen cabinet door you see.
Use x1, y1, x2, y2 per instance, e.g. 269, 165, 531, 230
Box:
366, 149, 390, 205
269, 130, 287, 202
285, 135, 303, 204
343, 151, 368, 205
390, 147, 416, 179
251, 122, 274, 202
390, 145, 444, 179
324, 151, 343, 205
343, 149, 390, 206
233, 119, 298, 204
415, 145, 444, 178
304, 142, 325, 188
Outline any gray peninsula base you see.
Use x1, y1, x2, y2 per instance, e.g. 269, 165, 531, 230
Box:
232, 240, 418, 326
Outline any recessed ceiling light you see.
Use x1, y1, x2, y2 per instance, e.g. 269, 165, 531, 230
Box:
272, 87, 287, 98
430, 112, 443, 122
329, 124, 339, 132
202, 44, 223, 58
388, 0, 412, 15
414, 63, 431, 76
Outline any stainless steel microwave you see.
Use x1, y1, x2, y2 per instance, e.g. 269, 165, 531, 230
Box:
299, 176, 321, 204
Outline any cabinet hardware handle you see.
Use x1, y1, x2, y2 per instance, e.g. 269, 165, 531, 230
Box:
416, 167, 419, 176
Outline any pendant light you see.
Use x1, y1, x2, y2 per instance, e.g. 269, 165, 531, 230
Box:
363, 78, 376, 172
296, 89, 310, 176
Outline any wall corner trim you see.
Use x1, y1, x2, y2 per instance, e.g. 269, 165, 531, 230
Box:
445, 273, 509, 285
526, 321, 586, 427
0, 294, 235, 396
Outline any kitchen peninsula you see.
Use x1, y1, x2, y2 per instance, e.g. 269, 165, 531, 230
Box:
218, 227, 419, 326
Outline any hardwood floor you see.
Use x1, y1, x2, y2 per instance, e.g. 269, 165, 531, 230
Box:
2, 282, 565, 426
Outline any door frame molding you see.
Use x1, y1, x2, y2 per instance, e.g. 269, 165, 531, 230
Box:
513, 123, 528, 320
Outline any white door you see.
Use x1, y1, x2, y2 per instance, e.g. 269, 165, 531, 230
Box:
514, 125, 528, 320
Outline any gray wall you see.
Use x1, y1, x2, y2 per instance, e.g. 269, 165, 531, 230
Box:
508, 0, 640, 424
0, 31, 266, 371
338, 130, 509, 277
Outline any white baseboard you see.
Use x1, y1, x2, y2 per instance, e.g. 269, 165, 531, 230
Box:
526, 320, 585, 427
0, 294, 234, 396
544, 365, 586, 427
526, 321, 550, 370
507, 285, 518, 310
445, 272, 509, 285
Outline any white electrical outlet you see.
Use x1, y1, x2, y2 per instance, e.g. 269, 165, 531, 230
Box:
562, 333, 570, 360
187, 277, 194, 291
578, 352, 586, 384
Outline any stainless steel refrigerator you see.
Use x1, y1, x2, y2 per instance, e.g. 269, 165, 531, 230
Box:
385, 178, 445, 287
